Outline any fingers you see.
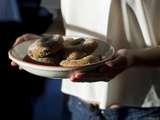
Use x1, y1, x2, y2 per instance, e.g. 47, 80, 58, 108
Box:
69, 71, 110, 82
11, 33, 39, 67
99, 64, 111, 72
106, 55, 127, 68
11, 61, 17, 66
69, 64, 111, 82
10, 61, 23, 70
69, 72, 83, 81
69, 53, 128, 82
13, 33, 39, 47
23, 33, 40, 40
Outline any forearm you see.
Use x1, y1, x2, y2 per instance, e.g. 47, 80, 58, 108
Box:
129, 46, 160, 66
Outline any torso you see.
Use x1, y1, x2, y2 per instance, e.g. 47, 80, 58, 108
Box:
61, 0, 160, 109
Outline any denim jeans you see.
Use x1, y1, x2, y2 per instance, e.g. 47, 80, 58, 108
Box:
67, 96, 160, 120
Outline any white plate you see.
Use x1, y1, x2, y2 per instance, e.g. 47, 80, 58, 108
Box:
8, 36, 115, 79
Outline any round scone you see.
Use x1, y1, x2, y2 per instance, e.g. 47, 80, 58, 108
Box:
63, 37, 98, 54
60, 37, 99, 67
27, 34, 65, 65
64, 51, 88, 60
60, 54, 101, 67
27, 34, 64, 59
24, 50, 64, 66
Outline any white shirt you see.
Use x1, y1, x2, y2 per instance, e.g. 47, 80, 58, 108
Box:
61, 0, 160, 109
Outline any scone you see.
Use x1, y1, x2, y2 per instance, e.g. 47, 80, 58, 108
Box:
27, 34, 64, 65
60, 37, 99, 67
60, 54, 101, 67
27, 34, 64, 59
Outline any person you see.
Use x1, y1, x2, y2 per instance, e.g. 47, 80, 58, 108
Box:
11, 0, 160, 119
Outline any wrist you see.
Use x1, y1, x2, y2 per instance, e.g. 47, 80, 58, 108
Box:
127, 49, 137, 67
118, 49, 136, 67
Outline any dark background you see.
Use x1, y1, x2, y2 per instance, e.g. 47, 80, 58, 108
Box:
1, 0, 66, 120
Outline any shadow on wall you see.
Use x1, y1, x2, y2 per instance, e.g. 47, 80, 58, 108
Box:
63, 20, 106, 40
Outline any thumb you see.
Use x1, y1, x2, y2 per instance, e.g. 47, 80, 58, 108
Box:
106, 55, 127, 68
11, 61, 17, 66
105, 56, 120, 67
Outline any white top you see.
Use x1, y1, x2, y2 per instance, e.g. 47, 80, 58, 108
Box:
61, 0, 160, 109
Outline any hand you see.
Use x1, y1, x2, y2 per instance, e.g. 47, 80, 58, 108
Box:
11, 33, 40, 67
69, 49, 134, 82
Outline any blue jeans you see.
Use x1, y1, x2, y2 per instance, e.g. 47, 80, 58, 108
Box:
67, 96, 160, 120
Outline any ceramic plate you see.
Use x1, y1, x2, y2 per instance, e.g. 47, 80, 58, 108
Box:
8, 36, 115, 79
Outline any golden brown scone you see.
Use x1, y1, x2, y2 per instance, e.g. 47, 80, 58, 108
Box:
26, 35, 100, 67
63, 38, 84, 51
60, 55, 100, 67
27, 34, 64, 59
63, 38, 98, 60
25, 50, 64, 66
64, 50, 88, 60
63, 37, 98, 53
60, 37, 99, 67
30, 57, 58, 65
82, 38, 98, 54
24, 55, 59, 66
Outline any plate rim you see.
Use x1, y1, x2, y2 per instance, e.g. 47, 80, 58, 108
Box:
8, 38, 116, 71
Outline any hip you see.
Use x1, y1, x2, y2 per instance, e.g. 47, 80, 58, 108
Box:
67, 95, 160, 120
